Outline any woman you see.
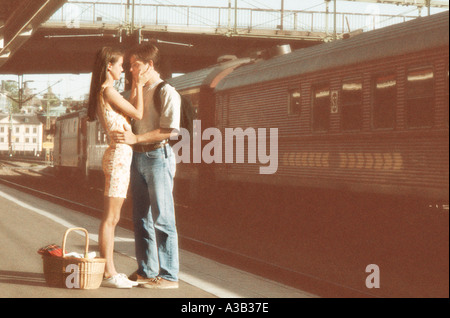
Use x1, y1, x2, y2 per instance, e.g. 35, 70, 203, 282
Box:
87, 47, 149, 288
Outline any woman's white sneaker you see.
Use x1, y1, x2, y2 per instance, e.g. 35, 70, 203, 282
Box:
101, 274, 133, 288
118, 273, 139, 287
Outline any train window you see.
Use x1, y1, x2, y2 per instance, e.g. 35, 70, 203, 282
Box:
373, 73, 396, 129
406, 67, 435, 128
341, 81, 363, 131
313, 84, 330, 132
288, 89, 301, 115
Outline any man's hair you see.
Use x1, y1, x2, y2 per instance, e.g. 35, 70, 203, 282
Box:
128, 44, 160, 71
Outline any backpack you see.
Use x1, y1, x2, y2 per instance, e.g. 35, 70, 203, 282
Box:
154, 81, 195, 138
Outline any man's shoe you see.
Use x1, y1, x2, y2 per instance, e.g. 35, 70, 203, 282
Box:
140, 277, 179, 289
128, 271, 157, 285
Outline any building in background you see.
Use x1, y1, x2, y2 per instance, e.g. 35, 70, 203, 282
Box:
0, 113, 44, 157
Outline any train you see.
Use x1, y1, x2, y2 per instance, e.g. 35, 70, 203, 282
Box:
54, 109, 107, 177
54, 11, 449, 202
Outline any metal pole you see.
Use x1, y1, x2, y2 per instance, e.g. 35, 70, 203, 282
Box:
18, 74, 23, 110
280, 0, 284, 31
228, 0, 232, 31
325, 0, 330, 36
131, 0, 135, 33
333, 0, 337, 40
125, 0, 130, 34
234, 0, 238, 34
8, 100, 12, 156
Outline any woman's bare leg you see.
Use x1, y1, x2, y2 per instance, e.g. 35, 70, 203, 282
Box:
99, 196, 124, 278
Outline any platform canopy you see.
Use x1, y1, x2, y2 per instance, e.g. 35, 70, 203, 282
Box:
0, 0, 67, 70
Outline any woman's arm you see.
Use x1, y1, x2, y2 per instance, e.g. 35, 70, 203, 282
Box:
103, 86, 144, 120
103, 70, 149, 120
114, 126, 177, 145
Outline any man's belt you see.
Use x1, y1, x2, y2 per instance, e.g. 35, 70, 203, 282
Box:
133, 141, 168, 153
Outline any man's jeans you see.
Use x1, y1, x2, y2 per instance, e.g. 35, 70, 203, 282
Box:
131, 144, 179, 282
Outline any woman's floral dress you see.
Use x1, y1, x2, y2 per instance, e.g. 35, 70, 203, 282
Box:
98, 86, 133, 198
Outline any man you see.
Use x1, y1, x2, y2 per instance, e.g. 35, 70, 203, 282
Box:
112, 44, 181, 289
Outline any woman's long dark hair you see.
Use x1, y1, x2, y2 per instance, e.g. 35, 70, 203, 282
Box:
87, 47, 123, 121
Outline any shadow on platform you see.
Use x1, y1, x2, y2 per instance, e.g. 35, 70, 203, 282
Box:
0, 270, 47, 288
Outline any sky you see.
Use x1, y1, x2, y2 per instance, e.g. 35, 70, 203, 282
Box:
0, 0, 448, 102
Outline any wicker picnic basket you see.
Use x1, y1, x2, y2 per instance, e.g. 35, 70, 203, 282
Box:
42, 228, 106, 289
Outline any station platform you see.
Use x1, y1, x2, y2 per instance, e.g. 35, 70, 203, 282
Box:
0, 183, 316, 299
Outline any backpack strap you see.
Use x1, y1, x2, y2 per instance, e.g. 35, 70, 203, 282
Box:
153, 81, 167, 116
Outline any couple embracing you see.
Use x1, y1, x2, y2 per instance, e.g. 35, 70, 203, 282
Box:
87, 44, 180, 289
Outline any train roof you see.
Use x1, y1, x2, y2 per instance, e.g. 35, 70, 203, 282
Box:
215, 11, 449, 92
167, 57, 253, 91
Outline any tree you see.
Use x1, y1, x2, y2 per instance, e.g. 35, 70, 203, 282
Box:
1, 80, 19, 113
41, 86, 61, 109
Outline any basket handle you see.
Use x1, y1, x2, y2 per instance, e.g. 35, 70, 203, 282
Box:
62, 227, 89, 258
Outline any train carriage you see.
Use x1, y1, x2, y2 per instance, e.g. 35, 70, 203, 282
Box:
54, 109, 107, 178
54, 110, 86, 175
85, 119, 108, 175
214, 11, 449, 201
54, 12, 449, 202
